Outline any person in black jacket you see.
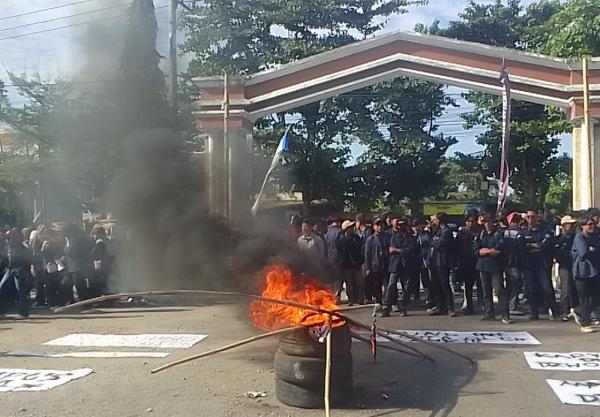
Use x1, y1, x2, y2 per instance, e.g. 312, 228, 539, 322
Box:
65, 223, 93, 301
555, 215, 580, 321
383, 218, 417, 317
518, 209, 559, 320
456, 215, 481, 315
571, 215, 600, 333
337, 221, 364, 306
364, 218, 389, 316
355, 213, 372, 303
415, 219, 434, 309
0, 228, 33, 318
429, 212, 457, 316
501, 212, 525, 315
474, 215, 511, 324
90, 227, 112, 299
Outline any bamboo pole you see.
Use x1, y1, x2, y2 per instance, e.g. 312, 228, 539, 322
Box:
339, 304, 375, 312
350, 331, 426, 360
54, 289, 342, 316
151, 326, 299, 374
375, 326, 474, 365
340, 316, 467, 364
324, 317, 332, 417
54, 289, 470, 364
374, 328, 434, 362
583, 56, 593, 205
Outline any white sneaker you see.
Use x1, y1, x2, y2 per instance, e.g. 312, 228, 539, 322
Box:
372, 303, 382, 317
581, 326, 595, 333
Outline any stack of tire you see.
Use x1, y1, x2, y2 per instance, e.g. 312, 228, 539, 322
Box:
274, 324, 353, 408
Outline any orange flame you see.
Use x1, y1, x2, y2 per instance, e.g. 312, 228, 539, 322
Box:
250, 264, 343, 331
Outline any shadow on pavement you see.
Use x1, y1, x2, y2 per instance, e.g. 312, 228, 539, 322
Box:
350, 342, 479, 416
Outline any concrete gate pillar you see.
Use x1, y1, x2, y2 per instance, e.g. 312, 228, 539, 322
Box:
194, 77, 253, 225
571, 97, 600, 210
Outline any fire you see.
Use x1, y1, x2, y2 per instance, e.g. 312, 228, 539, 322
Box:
250, 264, 343, 331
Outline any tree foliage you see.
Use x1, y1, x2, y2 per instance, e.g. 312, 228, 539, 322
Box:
180, 0, 431, 211
436, 0, 573, 209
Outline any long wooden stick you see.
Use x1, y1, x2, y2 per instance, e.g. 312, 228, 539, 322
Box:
55, 289, 471, 364
376, 326, 474, 365
341, 316, 466, 364
374, 328, 434, 363
339, 304, 375, 312
324, 317, 332, 417
350, 332, 426, 360
150, 326, 299, 374
54, 289, 342, 318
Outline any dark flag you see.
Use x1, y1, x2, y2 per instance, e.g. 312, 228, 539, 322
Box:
497, 66, 511, 213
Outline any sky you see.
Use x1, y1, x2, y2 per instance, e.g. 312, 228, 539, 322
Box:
0, 0, 571, 158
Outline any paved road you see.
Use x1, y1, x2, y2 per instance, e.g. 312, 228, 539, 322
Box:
0, 302, 599, 417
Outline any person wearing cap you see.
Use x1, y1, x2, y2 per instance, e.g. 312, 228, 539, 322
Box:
429, 212, 457, 317
336, 220, 363, 305
474, 214, 511, 324
587, 208, 600, 228
364, 217, 389, 315
382, 217, 417, 317
555, 215, 580, 322
518, 209, 559, 320
572, 215, 600, 333
501, 212, 526, 315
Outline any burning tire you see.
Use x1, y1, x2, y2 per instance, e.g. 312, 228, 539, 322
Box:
275, 376, 353, 409
274, 350, 353, 387
278, 325, 352, 358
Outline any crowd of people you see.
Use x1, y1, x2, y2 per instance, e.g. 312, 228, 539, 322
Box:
0, 223, 113, 319
292, 208, 600, 333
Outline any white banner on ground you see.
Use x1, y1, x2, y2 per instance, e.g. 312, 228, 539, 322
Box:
547, 379, 600, 406
0, 368, 92, 392
6, 350, 169, 358
525, 352, 600, 371
359, 330, 540, 345
44, 334, 207, 349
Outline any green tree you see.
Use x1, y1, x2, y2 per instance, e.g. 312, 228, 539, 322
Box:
181, 0, 426, 212
346, 78, 457, 214
435, 0, 570, 208
537, 0, 600, 57
438, 153, 488, 201
117, 0, 172, 130
545, 171, 573, 216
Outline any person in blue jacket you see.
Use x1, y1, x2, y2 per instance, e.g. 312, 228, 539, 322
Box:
572, 215, 600, 333
365, 218, 389, 316
473, 214, 512, 324
429, 212, 457, 317
518, 209, 559, 320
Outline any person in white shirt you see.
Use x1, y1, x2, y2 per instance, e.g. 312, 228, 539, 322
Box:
297, 220, 326, 275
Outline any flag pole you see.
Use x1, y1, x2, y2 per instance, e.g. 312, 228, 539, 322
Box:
251, 125, 291, 215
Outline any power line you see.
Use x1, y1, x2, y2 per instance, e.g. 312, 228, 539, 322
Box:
0, 2, 134, 34
0, 5, 168, 42
0, 0, 100, 22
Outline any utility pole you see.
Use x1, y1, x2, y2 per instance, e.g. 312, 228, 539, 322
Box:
169, 0, 178, 107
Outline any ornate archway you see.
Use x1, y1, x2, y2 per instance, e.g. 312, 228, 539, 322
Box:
193, 30, 600, 220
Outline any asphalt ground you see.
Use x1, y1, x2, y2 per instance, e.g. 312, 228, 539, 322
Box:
0, 299, 599, 417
